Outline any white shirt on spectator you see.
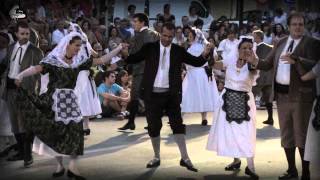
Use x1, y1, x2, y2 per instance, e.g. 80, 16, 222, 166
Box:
52, 29, 67, 46
8, 41, 30, 79
153, 42, 171, 88
274, 13, 287, 28
276, 36, 302, 85
217, 38, 239, 60
36, 5, 46, 19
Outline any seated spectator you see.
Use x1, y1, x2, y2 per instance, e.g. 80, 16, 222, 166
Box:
158, 4, 175, 24
97, 71, 130, 119
116, 70, 131, 91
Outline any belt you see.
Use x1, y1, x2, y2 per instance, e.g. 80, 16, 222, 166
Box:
275, 82, 289, 94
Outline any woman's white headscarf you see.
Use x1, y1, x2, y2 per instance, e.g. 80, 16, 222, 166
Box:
191, 27, 209, 46
41, 32, 89, 68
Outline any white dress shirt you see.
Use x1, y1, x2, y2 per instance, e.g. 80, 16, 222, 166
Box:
153, 42, 171, 88
276, 36, 302, 85
8, 41, 30, 79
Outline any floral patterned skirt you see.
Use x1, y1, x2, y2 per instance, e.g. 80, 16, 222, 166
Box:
17, 88, 84, 156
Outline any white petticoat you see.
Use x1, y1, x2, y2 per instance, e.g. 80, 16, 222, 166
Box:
74, 70, 102, 117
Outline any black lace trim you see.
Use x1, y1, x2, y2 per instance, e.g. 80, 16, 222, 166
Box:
313, 96, 320, 131
222, 88, 250, 124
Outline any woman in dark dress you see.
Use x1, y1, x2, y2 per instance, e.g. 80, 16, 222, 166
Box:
15, 32, 125, 180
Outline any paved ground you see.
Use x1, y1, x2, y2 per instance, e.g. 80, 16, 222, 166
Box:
0, 109, 310, 180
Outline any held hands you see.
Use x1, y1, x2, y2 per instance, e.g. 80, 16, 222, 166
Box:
280, 53, 295, 64
120, 43, 129, 58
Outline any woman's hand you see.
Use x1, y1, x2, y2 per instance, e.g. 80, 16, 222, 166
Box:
15, 79, 22, 87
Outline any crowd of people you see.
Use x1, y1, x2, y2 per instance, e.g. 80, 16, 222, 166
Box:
0, 1, 320, 180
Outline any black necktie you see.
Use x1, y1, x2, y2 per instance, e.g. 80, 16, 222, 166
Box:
287, 40, 294, 53
12, 47, 23, 65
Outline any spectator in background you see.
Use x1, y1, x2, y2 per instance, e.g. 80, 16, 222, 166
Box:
118, 18, 132, 41
113, 17, 121, 28
39, 38, 50, 56
35, 0, 46, 21
194, 18, 209, 38
214, 24, 227, 45
81, 20, 97, 44
182, 25, 192, 39
181, 16, 190, 27
116, 70, 131, 91
94, 25, 107, 48
107, 26, 122, 51
261, 22, 273, 45
153, 21, 163, 34
51, 20, 67, 46
127, 4, 136, 20
272, 23, 287, 44
97, 71, 130, 119
188, 6, 199, 25
273, 8, 287, 28
173, 26, 186, 47
217, 29, 239, 60
159, 4, 175, 25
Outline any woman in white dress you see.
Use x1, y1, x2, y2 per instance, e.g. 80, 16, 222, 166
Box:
206, 37, 259, 179
68, 23, 102, 136
181, 28, 219, 125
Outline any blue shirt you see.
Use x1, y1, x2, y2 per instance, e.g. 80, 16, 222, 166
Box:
97, 83, 123, 104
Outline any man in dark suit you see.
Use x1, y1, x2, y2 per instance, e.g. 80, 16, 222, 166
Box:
122, 22, 212, 172
248, 13, 320, 180
0, 22, 43, 167
119, 13, 160, 131
252, 30, 274, 125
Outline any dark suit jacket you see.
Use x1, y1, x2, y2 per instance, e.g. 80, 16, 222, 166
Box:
256, 42, 273, 86
0, 42, 43, 99
256, 35, 320, 102
125, 41, 207, 101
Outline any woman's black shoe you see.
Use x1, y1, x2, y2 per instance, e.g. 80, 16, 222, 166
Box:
83, 129, 91, 136
67, 170, 86, 180
245, 166, 259, 180
225, 161, 241, 171
201, 119, 208, 126
52, 168, 65, 178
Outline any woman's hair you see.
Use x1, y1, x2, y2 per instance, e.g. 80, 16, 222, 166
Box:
116, 70, 128, 86
238, 38, 253, 49
188, 28, 196, 40
81, 20, 91, 30
261, 22, 272, 37
273, 23, 285, 36
69, 36, 82, 44
108, 26, 119, 37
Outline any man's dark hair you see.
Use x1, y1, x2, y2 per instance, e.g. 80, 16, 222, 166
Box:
194, 18, 204, 27
104, 71, 115, 79
15, 21, 29, 32
133, 13, 149, 26
162, 22, 175, 31
287, 12, 305, 26
128, 4, 136, 11
164, 3, 170, 10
